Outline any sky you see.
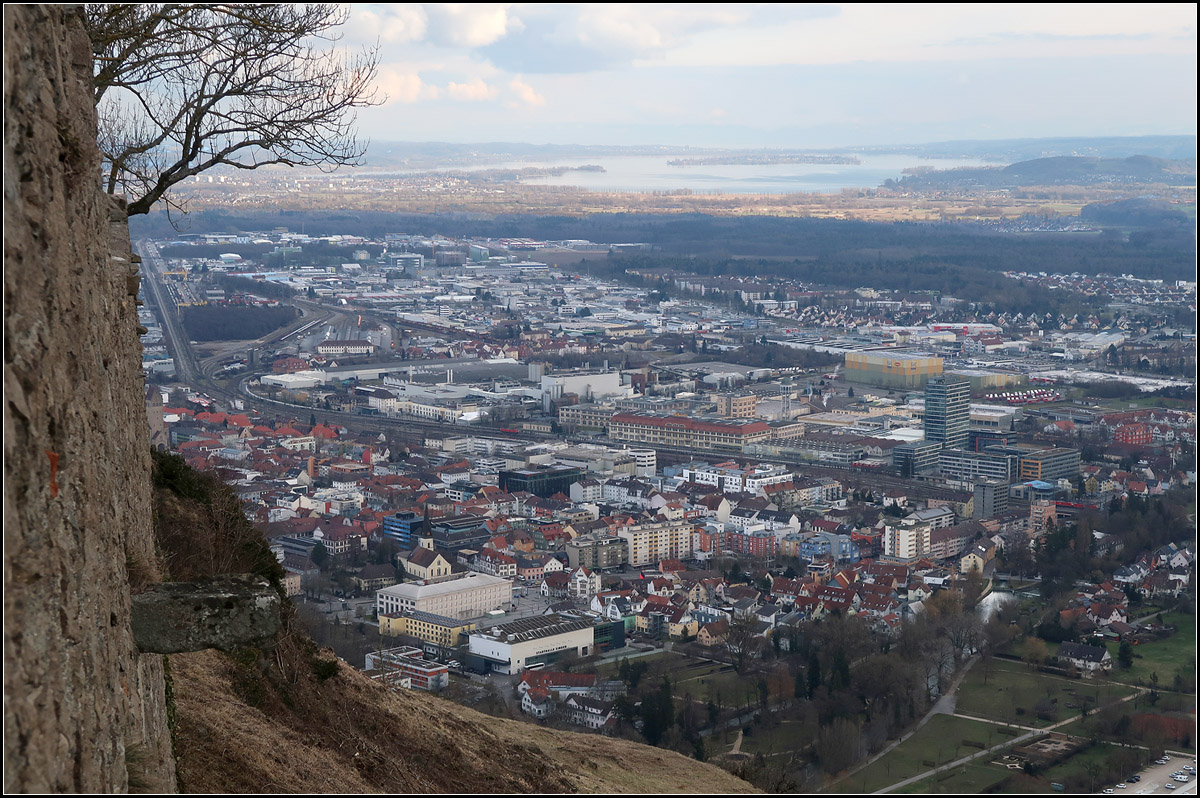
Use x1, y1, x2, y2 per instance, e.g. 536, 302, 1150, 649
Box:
340, 3, 1198, 148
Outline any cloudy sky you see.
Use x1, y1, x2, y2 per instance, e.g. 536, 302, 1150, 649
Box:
341, 3, 1197, 148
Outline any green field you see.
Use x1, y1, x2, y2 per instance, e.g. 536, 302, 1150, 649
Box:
827, 714, 1008, 793
894, 759, 1014, 794
955, 658, 1138, 727
739, 719, 818, 756
1106, 612, 1196, 689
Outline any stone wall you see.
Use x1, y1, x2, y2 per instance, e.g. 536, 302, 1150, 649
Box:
4, 6, 175, 792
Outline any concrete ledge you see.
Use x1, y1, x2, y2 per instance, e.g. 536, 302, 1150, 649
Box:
131, 575, 281, 654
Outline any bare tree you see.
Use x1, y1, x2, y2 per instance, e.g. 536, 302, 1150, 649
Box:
86, 4, 381, 216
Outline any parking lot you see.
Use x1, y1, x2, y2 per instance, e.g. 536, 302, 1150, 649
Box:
1115, 754, 1198, 795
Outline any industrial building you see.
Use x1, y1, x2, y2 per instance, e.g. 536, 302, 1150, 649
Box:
844, 351, 943, 389
467, 614, 596, 675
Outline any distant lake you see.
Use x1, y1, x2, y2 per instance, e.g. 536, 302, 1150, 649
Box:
486, 154, 996, 195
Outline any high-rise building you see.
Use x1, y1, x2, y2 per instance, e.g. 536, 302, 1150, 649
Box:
924, 376, 971, 451
973, 479, 1010, 520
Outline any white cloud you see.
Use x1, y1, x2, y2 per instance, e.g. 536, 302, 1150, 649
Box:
508, 77, 545, 107
424, 4, 514, 47
376, 65, 440, 104
447, 77, 498, 101
348, 6, 429, 44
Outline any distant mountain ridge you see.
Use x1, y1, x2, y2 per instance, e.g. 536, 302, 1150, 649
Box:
358, 135, 1197, 170
889, 155, 1196, 190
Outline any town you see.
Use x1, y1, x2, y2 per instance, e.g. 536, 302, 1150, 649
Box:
137, 224, 1196, 793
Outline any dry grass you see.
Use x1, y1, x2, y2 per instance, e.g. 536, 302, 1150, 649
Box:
170, 636, 757, 794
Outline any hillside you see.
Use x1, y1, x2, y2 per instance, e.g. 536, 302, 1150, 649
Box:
892, 155, 1196, 190
170, 646, 756, 793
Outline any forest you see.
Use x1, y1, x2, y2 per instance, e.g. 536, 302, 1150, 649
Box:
135, 210, 1196, 285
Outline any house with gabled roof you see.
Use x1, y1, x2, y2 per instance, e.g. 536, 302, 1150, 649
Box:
1056, 641, 1112, 674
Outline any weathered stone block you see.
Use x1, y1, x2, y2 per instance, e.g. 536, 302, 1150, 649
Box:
131, 575, 282, 654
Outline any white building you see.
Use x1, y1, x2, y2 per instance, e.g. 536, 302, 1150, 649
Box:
468, 614, 596, 675
376, 572, 512, 620
681, 461, 793, 494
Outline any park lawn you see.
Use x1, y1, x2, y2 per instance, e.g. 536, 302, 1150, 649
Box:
1106, 612, 1196, 688
676, 667, 762, 709
827, 714, 1007, 794
894, 759, 1013, 794
955, 658, 1137, 727
739, 718, 818, 756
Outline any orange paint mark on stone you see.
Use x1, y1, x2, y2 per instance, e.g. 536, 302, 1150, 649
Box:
47, 450, 60, 497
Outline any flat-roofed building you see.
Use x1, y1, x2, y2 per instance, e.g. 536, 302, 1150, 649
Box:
378, 610, 476, 650
566, 534, 629, 570
884, 521, 932, 561
467, 614, 596, 675
375, 572, 512, 620
617, 519, 696, 567
845, 351, 943, 389
557, 403, 616, 431
924, 376, 971, 452
893, 440, 941, 477
714, 392, 758, 418
609, 412, 771, 454
973, 479, 1010, 520
499, 465, 585, 498
939, 448, 1017, 483
1018, 448, 1081, 482
364, 646, 449, 691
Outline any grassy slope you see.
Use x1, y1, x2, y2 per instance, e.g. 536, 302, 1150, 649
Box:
170, 645, 756, 794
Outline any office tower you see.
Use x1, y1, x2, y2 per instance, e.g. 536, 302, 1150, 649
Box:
924, 375, 971, 451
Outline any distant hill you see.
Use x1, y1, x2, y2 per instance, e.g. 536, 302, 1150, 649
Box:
852, 135, 1197, 162
889, 155, 1196, 190
1080, 198, 1191, 228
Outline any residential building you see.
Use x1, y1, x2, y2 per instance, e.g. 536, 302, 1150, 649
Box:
566, 534, 629, 570
973, 479, 1010, 520
616, 519, 696, 567
1056, 642, 1112, 675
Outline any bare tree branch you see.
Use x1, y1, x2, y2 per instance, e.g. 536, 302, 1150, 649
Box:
85, 4, 382, 217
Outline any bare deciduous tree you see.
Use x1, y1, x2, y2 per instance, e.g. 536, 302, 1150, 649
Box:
86, 4, 381, 216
